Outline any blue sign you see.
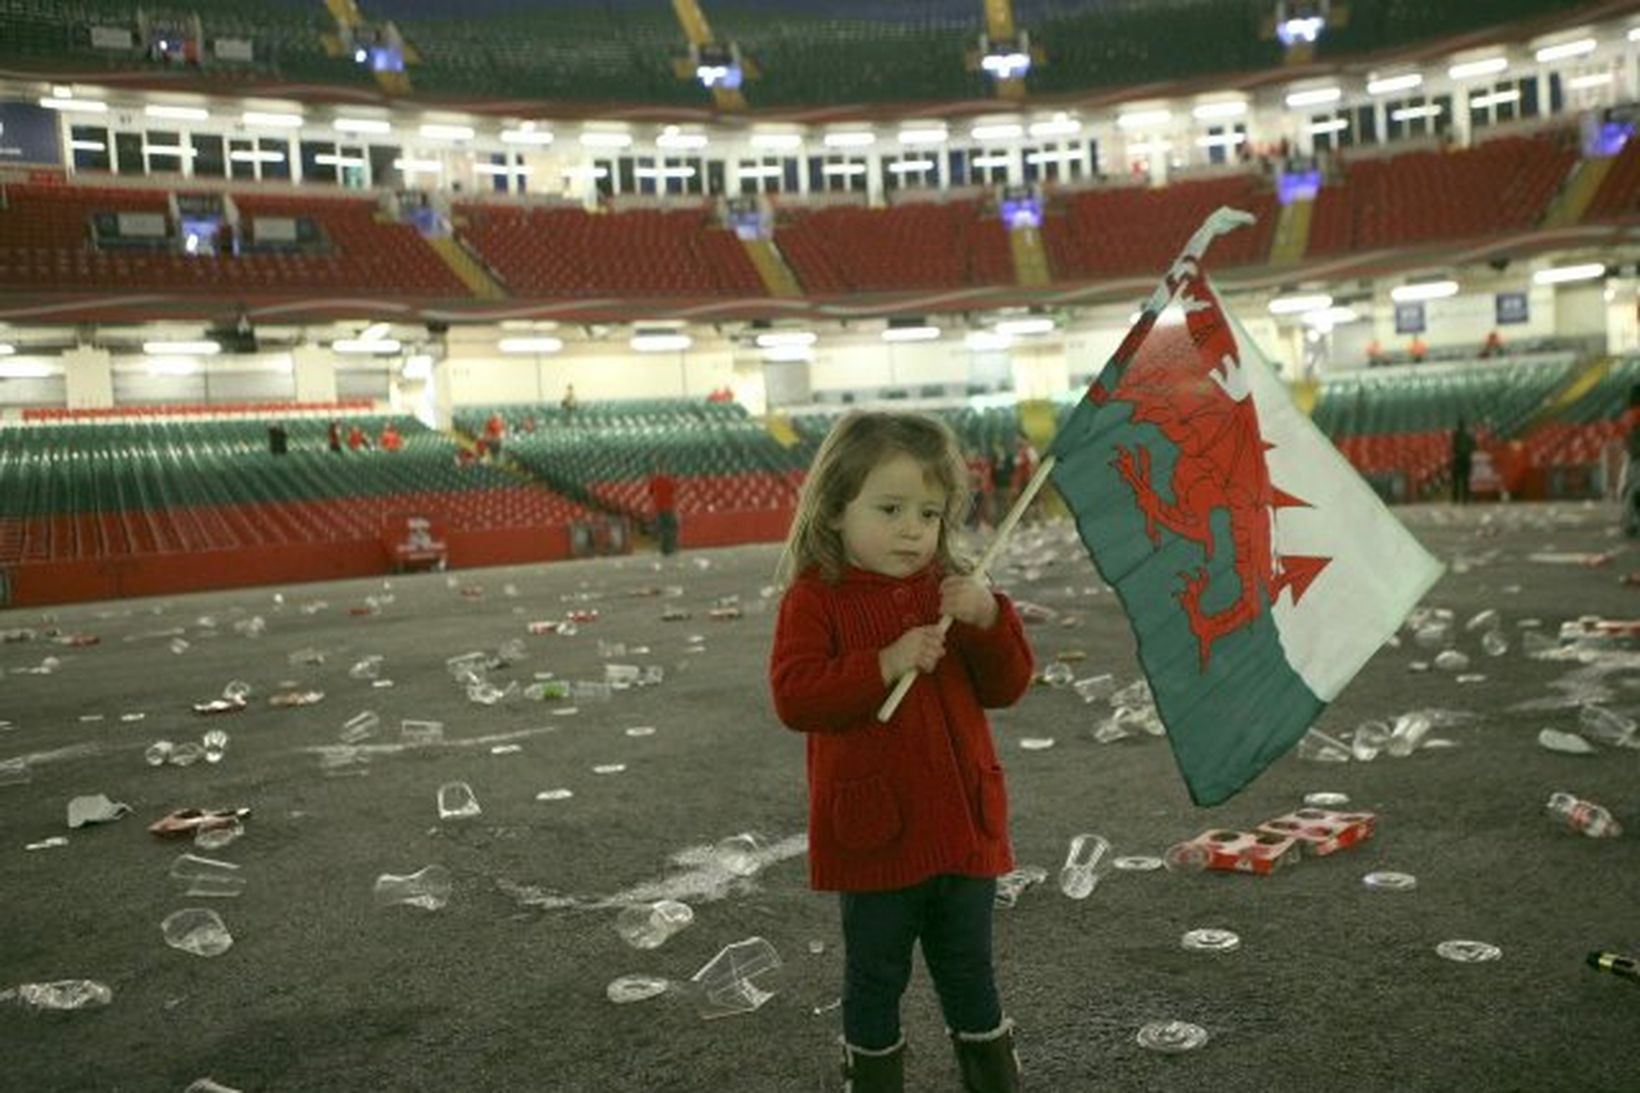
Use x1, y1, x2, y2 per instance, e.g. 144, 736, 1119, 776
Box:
1394, 302, 1426, 334
0, 102, 62, 165
1496, 292, 1529, 326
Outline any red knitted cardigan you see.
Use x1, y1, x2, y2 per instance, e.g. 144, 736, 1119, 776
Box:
768, 564, 1035, 892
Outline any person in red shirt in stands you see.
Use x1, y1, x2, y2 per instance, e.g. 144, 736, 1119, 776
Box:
483, 411, 506, 460
378, 422, 402, 452
1409, 335, 1428, 363
346, 423, 370, 451
648, 462, 679, 555
1480, 329, 1505, 359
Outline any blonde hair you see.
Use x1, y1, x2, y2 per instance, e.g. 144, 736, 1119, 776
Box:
776, 410, 973, 586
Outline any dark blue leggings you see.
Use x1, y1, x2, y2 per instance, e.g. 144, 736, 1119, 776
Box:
839, 873, 1003, 1050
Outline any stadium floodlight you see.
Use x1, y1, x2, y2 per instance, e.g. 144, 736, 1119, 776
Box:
898, 127, 948, 145
1535, 38, 1596, 63
1027, 114, 1081, 138
579, 131, 633, 149
1277, 15, 1325, 47
333, 338, 402, 354
630, 333, 692, 353
994, 317, 1055, 337
970, 123, 1024, 141
143, 339, 220, 356
824, 131, 876, 148
1533, 263, 1605, 285
242, 111, 303, 128
498, 337, 563, 354
1268, 293, 1333, 315
881, 325, 940, 343
145, 104, 209, 121
1191, 100, 1248, 121
754, 331, 816, 349
39, 95, 107, 113
980, 51, 1031, 79
1284, 86, 1341, 108
750, 133, 802, 151
965, 331, 1012, 351
1116, 109, 1172, 130
1366, 72, 1422, 95
1568, 72, 1615, 91
1447, 56, 1508, 80
420, 123, 475, 141
334, 117, 392, 134
500, 124, 554, 146
1390, 280, 1459, 302
656, 127, 708, 150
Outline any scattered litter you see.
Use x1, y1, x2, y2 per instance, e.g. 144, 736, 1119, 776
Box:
374, 865, 452, 910
340, 711, 380, 744
1537, 728, 1596, 755
1303, 792, 1350, 808
1436, 940, 1501, 963
689, 937, 782, 1020
0, 980, 113, 1011
535, 789, 573, 802
1058, 833, 1109, 899
625, 726, 656, 737
25, 836, 69, 851
437, 782, 481, 821
1112, 856, 1164, 872
995, 866, 1049, 907
490, 744, 523, 756
1546, 791, 1622, 837
1256, 808, 1376, 857
195, 818, 244, 851
0, 757, 30, 785
1136, 1020, 1209, 1053
1019, 737, 1056, 751
184, 1079, 243, 1093
714, 833, 764, 877
1173, 830, 1297, 875
162, 908, 233, 958
401, 720, 445, 747
592, 763, 627, 775
1363, 871, 1417, 891
607, 975, 672, 1005
1180, 929, 1240, 953
149, 809, 251, 840
169, 853, 245, 899
615, 899, 694, 949
268, 690, 324, 708
66, 794, 131, 829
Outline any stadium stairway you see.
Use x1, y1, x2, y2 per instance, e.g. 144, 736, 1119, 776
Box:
426, 237, 508, 299
741, 238, 804, 297
1513, 355, 1615, 436
1009, 227, 1053, 288
1269, 199, 1314, 266
1552, 158, 1617, 228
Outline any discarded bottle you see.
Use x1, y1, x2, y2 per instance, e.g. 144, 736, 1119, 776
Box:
1386, 711, 1433, 757
202, 729, 228, 764
437, 782, 482, 820
615, 899, 695, 949
161, 908, 233, 958
1, 979, 113, 1011
525, 681, 570, 701
374, 864, 452, 910
1586, 951, 1640, 984
1058, 833, 1110, 899
1546, 791, 1623, 838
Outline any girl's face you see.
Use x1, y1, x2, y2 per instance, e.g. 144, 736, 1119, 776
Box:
834, 452, 946, 578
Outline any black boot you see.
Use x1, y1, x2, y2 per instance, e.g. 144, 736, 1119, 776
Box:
839, 1035, 905, 1093
951, 1018, 1021, 1093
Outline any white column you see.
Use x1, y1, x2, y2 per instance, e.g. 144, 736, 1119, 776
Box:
61, 346, 114, 409
430, 354, 455, 430
290, 345, 338, 404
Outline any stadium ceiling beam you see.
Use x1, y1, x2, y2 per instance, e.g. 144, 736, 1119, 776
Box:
670, 0, 747, 112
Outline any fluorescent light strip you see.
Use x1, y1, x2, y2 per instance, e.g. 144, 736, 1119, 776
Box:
1117, 109, 1171, 130
970, 123, 1024, 140
473, 162, 531, 176
898, 128, 948, 145
1025, 149, 1080, 164
655, 128, 708, 150
755, 331, 816, 349
334, 117, 392, 134
393, 158, 442, 172
965, 331, 1011, 351
1028, 115, 1081, 138
420, 123, 475, 141
498, 337, 563, 353
70, 139, 106, 152
1567, 72, 1615, 91
821, 163, 868, 177
500, 126, 554, 146
994, 318, 1054, 336
38, 96, 106, 113
881, 326, 940, 342
1191, 101, 1247, 120
630, 334, 692, 353
228, 150, 285, 163
1390, 105, 1443, 122
1390, 280, 1459, 302
970, 154, 1011, 169
560, 166, 609, 180
145, 104, 209, 121
242, 111, 302, 128
887, 159, 936, 173
314, 153, 367, 167
1470, 89, 1522, 109
1448, 57, 1508, 80
1269, 294, 1332, 315
1535, 38, 1597, 63
333, 339, 401, 354
144, 339, 220, 355
1533, 263, 1604, 284
1195, 132, 1247, 148
1367, 72, 1423, 95
634, 166, 697, 179
750, 133, 802, 151
824, 131, 876, 148
1285, 87, 1341, 108
1308, 119, 1349, 134
579, 131, 633, 148
736, 165, 782, 179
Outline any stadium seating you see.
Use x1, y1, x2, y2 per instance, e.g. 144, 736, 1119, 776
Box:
0, 185, 470, 297
0, 415, 587, 566
774, 200, 1014, 294
455, 205, 765, 297
1043, 174, 1278, 280
1306, 134, 1577, 256
1583, 136, 1640, 223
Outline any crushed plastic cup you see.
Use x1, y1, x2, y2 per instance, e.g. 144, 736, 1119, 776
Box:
143, 740, 175, 767
1, 979, 113, 1011
1163, 842, 1211, 873
615, 899, 695, 949
221, 680, 252, 702
348, 656, 383, 680
373, 864, 452, 910
497, 638, 527, 664
437, 782, 481, 820
1040, 661, 1075, 688
1578, 704, 1638, 748
1363, 871, 1417, 891
1295, 728, 1351, 763
340, 711, 380, 744
194, 817, 243, 851
1180, 928, 1240, 953
1433, 650, 1471, 672
1136, 1020, 1209, 1053
572, 681, 613, 703
1465, 609, 1501, 632
201, 729, 228, 764
168, 741, 206, 767
0, 757, 34, 785
714, 833, 763, 877
1435, 939, 1501, 963
994, 866, 1049, 907
1351, 720, 1391, 761
161, 907, 233, 957
605, 664, 642, 686
170, 637, 191, 655
1073, 673, 1117, 703
1386, 711, 1433, 757
466, 681, 508, 706
607, 975, 672, 1005
318, 747, 370, 778
689, 937, 782, 1020
1481, 630, 1509, 657
598, 640, 628, 658
1058, 833, 1110, 899
170, 853, 245, 898
184, 1079, 243, 1093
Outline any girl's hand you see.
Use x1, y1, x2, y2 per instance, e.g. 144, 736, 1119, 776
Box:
940, 576, 998, 630
880, 625, 946, 684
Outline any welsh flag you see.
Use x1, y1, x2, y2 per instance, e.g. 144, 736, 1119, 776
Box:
1048, 209, 1443, 806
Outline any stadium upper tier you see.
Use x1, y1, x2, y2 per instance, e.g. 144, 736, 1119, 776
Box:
0, 0, 1600, 108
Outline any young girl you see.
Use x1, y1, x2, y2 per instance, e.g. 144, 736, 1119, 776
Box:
769, 411, 1034, 1093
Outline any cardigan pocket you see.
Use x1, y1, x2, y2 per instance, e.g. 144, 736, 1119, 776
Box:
830, 775, 902, 854
976, 766, 1009, 838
